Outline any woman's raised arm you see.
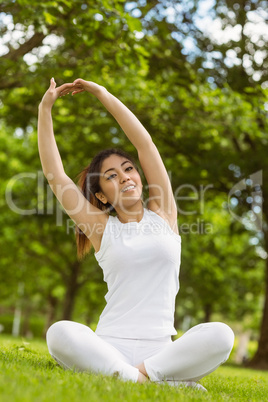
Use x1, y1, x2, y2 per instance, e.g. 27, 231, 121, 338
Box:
67, 79, 178, 225
38, 78, 75, 178
37, 78, 108, 247
68, 78, 153, 152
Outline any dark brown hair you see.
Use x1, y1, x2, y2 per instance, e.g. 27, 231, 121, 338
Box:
75, 148, 141, 260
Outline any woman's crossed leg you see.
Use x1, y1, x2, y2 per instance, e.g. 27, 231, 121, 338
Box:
46, 320, 145, 382
47, 321, 234, 386
139, 322, 234, 383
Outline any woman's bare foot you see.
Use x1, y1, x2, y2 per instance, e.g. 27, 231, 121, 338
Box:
136, 362, 149, 383
137, 371, 148, 383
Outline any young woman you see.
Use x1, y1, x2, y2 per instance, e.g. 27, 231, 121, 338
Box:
38, 78, 234, 390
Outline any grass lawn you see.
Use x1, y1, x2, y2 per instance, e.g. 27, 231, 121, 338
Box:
0, 334, 268, 401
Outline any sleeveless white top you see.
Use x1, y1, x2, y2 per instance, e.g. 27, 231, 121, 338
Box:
94, 208, 181, 339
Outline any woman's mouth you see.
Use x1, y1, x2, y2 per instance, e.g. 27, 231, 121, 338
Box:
121, 185, 136, 193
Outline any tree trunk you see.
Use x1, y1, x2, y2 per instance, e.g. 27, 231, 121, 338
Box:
21, 303, 32, 337
247, 227, 268, 369
62, 261, 81, 320
235, 331, 251, 364
204, 303, 211, 322
43, 294, 58, 337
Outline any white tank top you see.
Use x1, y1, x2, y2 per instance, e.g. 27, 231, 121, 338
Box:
94, 208, 181, 339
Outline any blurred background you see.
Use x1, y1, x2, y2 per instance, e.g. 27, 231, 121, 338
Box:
0, 0, 267, 369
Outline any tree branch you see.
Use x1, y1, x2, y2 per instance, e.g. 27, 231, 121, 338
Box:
139, 0, 159, 18
231, 135, 242, 152
0, 79, 22, 89
243, 132, 256, 150
2, 31, 46, 62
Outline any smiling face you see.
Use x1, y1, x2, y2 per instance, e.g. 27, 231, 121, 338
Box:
95, 154, 143, 211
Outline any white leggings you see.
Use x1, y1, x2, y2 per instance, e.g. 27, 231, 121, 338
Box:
46, 321, 234, 383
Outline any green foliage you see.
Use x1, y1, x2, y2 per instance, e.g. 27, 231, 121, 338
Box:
0, 0, 267, 344
182, 0, 268, 90
177, 196, 264, 328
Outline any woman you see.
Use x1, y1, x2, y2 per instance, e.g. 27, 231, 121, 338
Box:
38, 78, 234, 389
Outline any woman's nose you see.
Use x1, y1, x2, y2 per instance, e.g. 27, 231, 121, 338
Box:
119, 173, 130, 183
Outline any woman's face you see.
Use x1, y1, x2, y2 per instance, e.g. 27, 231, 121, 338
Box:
95, 154, 143, 210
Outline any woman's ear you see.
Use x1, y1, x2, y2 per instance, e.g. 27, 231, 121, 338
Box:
95, 192, 108, 205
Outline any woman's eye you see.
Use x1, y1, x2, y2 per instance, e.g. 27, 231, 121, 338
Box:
107, 167, 133, 180
107, 174, 116, 180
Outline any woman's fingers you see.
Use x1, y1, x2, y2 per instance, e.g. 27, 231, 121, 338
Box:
73, 78, 84, 86
59, 84, 84, 97
71, 89, 85, 96
57, 84, 76, 97
59, 89, 82, 96
48, 80, 84, 97
57, 83, 74, 94
59, 89, 72, 97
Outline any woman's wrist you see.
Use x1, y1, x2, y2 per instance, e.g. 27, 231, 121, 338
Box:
39, 101, 53, 112
89, 84, 109, 104
94, 85, 108, 99
86, 82, 107, 97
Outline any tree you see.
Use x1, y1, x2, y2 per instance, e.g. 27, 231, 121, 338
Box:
175, 0, 268, 90
174, 0, 268, 369
0, 0, 266, 357
136, 0, 268, 367
0, 0, 153, 329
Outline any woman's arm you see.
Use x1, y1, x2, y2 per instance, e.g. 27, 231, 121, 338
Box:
37, 79, 109, 245
96, 88, 153, 151
38, 78, 74, 178
65, 79, 178, 227
69, 79, 152, 152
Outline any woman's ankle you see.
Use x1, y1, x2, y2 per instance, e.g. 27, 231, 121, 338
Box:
135, 362, 148, 377
137, 371, 149, 383
135, 362, 149, 383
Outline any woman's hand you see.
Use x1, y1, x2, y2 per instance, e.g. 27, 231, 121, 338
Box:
64, 79, 105, 97
40, 78, 75, 109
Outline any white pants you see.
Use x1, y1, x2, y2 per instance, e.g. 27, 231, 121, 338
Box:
46, 321, 234, 383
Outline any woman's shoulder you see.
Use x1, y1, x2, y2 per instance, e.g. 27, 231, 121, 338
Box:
146, 203, 180, 236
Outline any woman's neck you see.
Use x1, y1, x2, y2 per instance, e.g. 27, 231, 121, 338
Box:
115, 202, 144, 224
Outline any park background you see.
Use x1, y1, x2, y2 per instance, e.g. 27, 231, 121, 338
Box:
0, 0, 268, 373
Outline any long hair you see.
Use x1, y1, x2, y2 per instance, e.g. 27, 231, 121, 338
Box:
75, 148, 141, 260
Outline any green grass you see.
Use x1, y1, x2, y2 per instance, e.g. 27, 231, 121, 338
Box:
0, 335, 268, 401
